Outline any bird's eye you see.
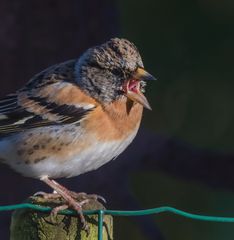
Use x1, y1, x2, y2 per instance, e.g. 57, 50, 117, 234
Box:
112, 68, 123, 77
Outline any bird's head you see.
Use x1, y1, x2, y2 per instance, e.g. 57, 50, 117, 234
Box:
75, 38, 156, 110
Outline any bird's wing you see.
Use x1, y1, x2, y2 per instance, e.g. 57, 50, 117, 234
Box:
0, 60, 96, 136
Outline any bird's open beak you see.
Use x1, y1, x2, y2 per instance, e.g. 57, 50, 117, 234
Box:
124, 67, 156, 110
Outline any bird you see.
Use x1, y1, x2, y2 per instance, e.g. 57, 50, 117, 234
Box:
0, 38, 155, 229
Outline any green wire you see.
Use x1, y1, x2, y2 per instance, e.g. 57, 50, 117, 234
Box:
1, 203, 234, 222
2, 203, 234, 240
98, 210, 104, 240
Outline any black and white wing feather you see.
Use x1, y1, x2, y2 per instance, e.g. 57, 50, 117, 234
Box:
0, 61, 95, 137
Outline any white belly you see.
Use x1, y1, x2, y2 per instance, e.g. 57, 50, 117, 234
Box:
41, 138, 132, 178
0, 129, 138, 179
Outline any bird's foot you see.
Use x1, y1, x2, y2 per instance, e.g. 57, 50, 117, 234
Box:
50, 198, 91, 233
69, 191, 106, 203
34, 190, 106, 203
36, 177, 106, 233
33, 191, 61, 200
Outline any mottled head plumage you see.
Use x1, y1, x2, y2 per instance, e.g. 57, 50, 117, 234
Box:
75, 38, 144, 103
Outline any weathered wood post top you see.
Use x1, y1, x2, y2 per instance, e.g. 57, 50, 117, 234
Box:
10, 196, 113, 240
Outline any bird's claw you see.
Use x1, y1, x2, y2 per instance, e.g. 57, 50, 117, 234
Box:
50, 204, 68, 223
48, 198, 91, 234
33, 191, 61, 201
69, 192, 106, 204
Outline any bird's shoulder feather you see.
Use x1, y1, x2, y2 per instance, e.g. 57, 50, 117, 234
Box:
0, 60, 97, 137
24, 59, 77, 89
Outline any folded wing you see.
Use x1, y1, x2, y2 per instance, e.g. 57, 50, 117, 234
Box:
0, 61, 95, 137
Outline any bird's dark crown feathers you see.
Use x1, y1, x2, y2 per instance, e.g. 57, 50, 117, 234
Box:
75, 38, 144, 103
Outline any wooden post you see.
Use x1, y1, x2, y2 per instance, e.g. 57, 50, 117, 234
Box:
10, 196, 113, 240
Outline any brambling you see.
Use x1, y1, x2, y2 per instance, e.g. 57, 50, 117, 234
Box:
0, 38, 155, 228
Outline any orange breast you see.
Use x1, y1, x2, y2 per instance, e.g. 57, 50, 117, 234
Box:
84, 98, 143, 141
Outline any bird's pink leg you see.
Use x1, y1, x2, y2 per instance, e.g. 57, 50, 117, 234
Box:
40, 176, 92, 231
36, 179, 106, 202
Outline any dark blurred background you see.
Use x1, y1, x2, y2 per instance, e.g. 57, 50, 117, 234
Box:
1, 0, 234, 239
